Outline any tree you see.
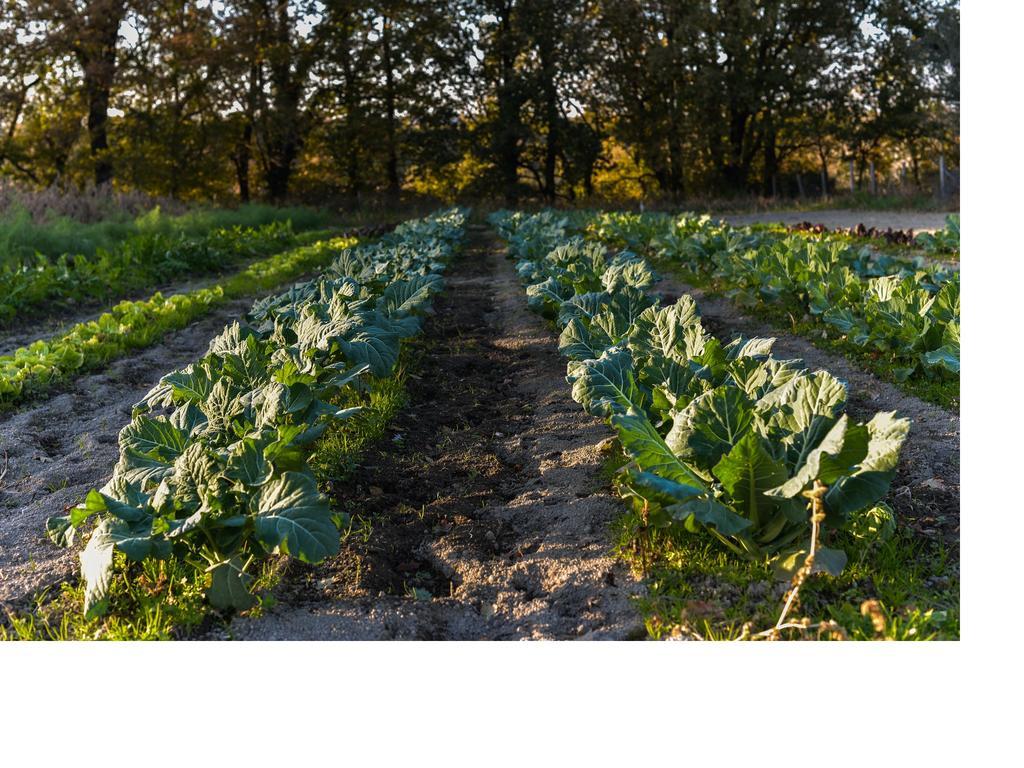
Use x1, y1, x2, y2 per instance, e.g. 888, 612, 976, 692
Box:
24, 0, 129, 186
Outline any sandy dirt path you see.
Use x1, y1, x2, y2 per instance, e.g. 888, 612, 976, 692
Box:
0, 295, 278, 606
652, 274, 960, 551
227, 227, 645, 640
721, 209, 954, 233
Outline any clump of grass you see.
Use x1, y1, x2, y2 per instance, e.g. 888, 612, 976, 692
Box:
1, 555, 208, 641
0, 192, 333, 270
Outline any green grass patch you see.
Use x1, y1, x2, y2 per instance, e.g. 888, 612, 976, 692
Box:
313, 361, 411, 484
0, 203, 334, 269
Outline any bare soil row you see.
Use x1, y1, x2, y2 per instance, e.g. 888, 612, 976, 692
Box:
227, 227, 646, 640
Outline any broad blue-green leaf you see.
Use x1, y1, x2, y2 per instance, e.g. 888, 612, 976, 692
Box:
207, 557, 257, 611
923, 323, 959, 373
337, 330, 400, 377
80, 519, 118, 616
767, 415, 870, 498
727, 357, 804, 401
221, 336, 272, 389
724, 336, 775, 359
380, 274, 443, 316
610, 409, 707, 488
667, 386, 755, 467
825, 412, 910, 520
322, 362, 369, 391
119, 416, 188, 462
712, 432, 788, 527
525, 276, 570, 314
758, 370, 847, 469
46, 515, 76, 548
557, 291, 609, 326
171, 442, 222, 509
629, 297, 704, 364
253, 472, 338, 563
567, 347, 645, 417
114, 528, 170, 562
169, 403, 208, 438
601, 256, 659, 291
163, 365, 213, 404
559, 317, 612, 360
226, 439, 273, 487
198, 378, 245, 437
96, 490, 151, 525
931, 281, 960, 324
625, 470, 704, 503
603, 287, 658, 328
117, 451, 175, 488
669, 497, 752, 536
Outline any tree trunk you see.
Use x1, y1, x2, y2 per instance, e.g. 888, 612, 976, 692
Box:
234, 63, 259, 204
234, 121, 253, 203
495, 3, 522, 206
77, 1, 126, 187
720, 107, 751, 193
541, 52, 558, 202
382, 13, 400, 204
818, 147, 829, 197
262, 0, 307, 203
762, 125, 778, 197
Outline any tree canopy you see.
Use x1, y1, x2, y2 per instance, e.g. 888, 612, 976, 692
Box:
0, 0, 960, 204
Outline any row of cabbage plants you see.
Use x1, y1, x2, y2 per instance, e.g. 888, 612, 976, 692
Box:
492, 210, 907, 580
48, 209, 468, 616
588, 211, 960, 381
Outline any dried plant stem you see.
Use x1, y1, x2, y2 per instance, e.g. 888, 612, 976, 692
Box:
749, 480, 829, 641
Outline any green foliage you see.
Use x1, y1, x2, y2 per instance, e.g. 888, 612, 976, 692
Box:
47, 209, 468, 616
0, 203, 331, 270
588, 210, 961, 385
0, 219, 335, 326
915, 214, 960, 258
496, 210, 909, 575
0, 234, 357, 408
616, 509, 958, 641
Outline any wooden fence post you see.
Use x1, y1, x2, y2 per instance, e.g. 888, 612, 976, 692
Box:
849, 160, 855, 193
939, 155, 946, 198
869, 161, 877, 195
